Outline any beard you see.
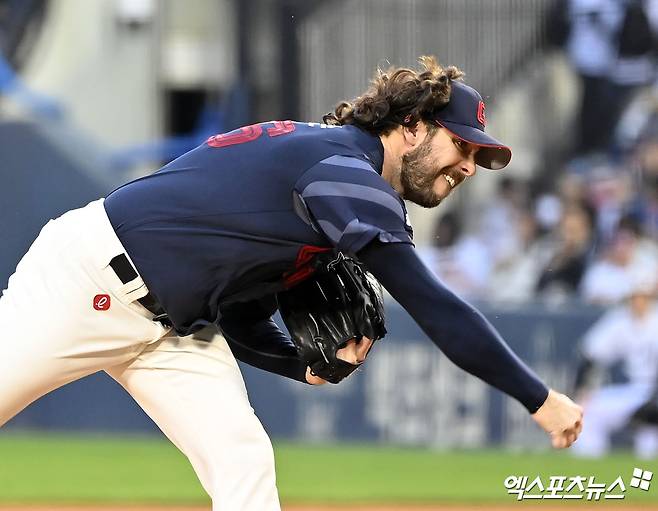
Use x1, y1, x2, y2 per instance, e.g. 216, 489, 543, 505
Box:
399, 137, 445, 208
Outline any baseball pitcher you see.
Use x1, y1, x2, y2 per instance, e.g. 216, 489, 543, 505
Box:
0, 56, 582, 510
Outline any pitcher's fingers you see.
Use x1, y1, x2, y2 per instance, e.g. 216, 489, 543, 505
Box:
305, 367, 327, 385
337, 339, 359, 365
566, 431, 577, 447
356, 336, 373, 363
553, 434, 568, 449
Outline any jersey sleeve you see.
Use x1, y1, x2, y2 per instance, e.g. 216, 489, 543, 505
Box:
358, 241, 549, 414
294, 155, 413, 254
220, 317, 308, 383
218, 298, 308, 383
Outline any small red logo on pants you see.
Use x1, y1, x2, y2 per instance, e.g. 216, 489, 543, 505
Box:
93, 294, 111, 311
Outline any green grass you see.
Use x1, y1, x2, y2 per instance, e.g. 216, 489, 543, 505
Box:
275, 443, 658, 504
0, 433, 656, 504
0, 433, 204, 504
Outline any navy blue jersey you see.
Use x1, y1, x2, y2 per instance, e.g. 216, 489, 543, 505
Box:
105, 120, 549, 413
104, 122, 412, 335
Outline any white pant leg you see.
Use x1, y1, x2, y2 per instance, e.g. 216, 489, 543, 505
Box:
573, 384, 654, 457
0, 200, 167, 426
634, 426, 658, 459
106, 333, 281, 511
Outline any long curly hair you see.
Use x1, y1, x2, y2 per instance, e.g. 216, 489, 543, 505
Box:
323, 56, 464, 135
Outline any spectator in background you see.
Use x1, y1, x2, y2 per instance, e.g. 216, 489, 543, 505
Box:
536, 202, 596, 303
479, 177, 529, 267
487, 208, 546, 303
622, 212, 658, 261
563, 0, 626, 154
580, 214, 658, 304
617, 80, 658, 151
608, 0, 658, 152
550, 0, 658, 156
558, 172, 589, 208
629, 135, 658, 238
573, 276, 658, 458
418, 212, 491, 301
585, 161, 634, 242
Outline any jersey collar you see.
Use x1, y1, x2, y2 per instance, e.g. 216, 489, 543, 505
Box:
355, 128, 385, 174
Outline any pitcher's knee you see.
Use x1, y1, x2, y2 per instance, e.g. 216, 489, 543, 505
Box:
227, 427, 276, 478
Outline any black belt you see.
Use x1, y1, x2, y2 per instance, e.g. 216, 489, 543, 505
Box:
109, 254, 172, 327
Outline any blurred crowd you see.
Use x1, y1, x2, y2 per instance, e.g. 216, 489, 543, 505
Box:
419, 138, 658, 307
417, 0, 658, 457
420, 0, 658, 310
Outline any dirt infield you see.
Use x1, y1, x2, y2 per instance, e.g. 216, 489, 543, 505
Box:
1, 506, 656, 511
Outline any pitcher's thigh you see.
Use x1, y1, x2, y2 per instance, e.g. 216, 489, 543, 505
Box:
0, 293, 93, 426
106, 334, 281, 511
0, 337, 86, 427
0, 202, 165, 428
0, 265, 153, 427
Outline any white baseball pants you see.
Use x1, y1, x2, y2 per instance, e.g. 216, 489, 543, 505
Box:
572, 383, 658, 459
0, 199, 281, 511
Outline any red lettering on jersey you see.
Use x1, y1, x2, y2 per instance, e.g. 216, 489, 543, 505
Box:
93, 294, 111, 311
477, 101, 486, 126
207, 124, 263, 148
207, 121, 297, 148
267, 120, 296, 137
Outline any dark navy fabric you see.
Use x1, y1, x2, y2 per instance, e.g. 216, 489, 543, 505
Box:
104, 122, 409, 335
296, 159, 413, 250
220, 240, 549, 410
219, 298, 307, 383
104, 120, 549, 411
358, 241, 549, 413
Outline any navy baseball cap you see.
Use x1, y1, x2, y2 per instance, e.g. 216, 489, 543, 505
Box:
429, 81, 512, 170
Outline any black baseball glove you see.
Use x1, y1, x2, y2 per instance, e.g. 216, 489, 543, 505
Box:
277, 251, 386, 384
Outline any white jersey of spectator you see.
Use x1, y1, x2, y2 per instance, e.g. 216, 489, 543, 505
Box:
567, 0, 623, 77
580, 261, 640, 303
418, 235, 492, 301
574, 297, 658, 458
487, 242, 546, 304
487, 211, 549, 304
567, 0, 658, 85
582, 303, 658, 385
479, 198, 523, 266
580, 235, 658, 304
613, 0, 658, 86
566, 0, 658, 80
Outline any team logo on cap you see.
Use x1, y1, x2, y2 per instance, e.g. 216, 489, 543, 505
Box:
477, 101, 486, 126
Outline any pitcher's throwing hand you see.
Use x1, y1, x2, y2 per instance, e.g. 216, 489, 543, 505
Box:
532, 389, 584, 448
